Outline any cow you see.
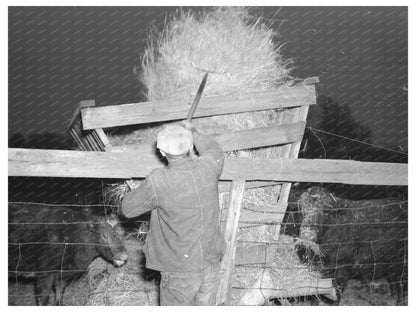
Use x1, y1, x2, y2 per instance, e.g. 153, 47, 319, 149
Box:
8, 203, 129, 305
294, 187, 408, 305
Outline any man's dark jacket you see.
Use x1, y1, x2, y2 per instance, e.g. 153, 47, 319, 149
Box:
121, 131, 226, 273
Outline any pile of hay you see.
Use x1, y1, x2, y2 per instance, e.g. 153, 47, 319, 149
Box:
108, 6, 293, 146
86, 238, 159, 306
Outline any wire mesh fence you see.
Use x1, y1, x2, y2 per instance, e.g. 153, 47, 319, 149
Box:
8, 196, 408, 306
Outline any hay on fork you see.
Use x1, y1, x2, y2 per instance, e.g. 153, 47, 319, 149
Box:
106, 6, 293, 146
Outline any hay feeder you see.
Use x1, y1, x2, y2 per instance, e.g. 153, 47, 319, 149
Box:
67, 7, 327, 305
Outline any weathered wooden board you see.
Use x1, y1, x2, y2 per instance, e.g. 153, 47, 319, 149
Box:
111, 122, 306, 153
9, 148, 408, 185
236, 273, 337, 305
238, 210, 283, 227
217, 180, 246, 305
235, 244, 276, 265
218, 181, 278, 193
214, 122, 305, 152
81, 84, 316, 130
222, 157, 408, 186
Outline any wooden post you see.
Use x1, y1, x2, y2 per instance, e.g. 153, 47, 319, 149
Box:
217, 178, 246, 305
272, 78, 318, 237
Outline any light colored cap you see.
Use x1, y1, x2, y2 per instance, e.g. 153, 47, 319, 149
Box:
156, 125, 193, 155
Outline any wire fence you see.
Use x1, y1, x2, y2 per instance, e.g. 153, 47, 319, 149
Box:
8, 198, 408, 306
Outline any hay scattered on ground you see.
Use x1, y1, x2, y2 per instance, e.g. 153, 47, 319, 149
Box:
86, 238, 158, 306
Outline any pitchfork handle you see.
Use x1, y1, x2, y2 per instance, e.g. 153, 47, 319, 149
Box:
186, 72, 209, 122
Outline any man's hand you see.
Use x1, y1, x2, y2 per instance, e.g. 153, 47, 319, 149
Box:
125, 179, 140, 191
181, 120, 196, 132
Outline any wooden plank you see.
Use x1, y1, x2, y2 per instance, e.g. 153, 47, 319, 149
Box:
237, 273, 336, 305
238, 210, 282, 227
221, 157, 408, 185
85, 131, 101, 151
67, 129, 86, 151
73, 121, 94, 151
111, 122, 306, 154
235, 244, 276, 265
217, 179, 245, 305
274, 105, 311, 237
67, 100, 95, 131
91, 130, 106, 151
111, 143, 154, 154
214, 122, 305, 152
220, 206, 287, 228
279, 106, 310, 205
8, 148, 408, 186
218, 181, 278, 193
94, 129, 112, 151
81, 84, 317, 130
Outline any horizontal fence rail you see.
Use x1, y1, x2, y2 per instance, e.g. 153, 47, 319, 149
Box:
9, 148, 408, 185
80, 84, 317, 130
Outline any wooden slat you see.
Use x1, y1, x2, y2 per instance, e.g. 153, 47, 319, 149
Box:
111, 122, 306, 153
73, 120, 94, 151
234, 244, 276, 265
8, 148, 408, 186
91, 130, 106, 151
68, 128, 87, 151
94, 129, 112, 151
81, 84, 317, 130
273, 105, 311, 237
67, 100, 97, 151
222, 157, 408, 185
279, 107, 310, 205
68, 100, 95, 131
218, 181, 278, 193
238, 210, 282, 227
220, 207, 287, 228
217, 179, 245, 305
215, 122, 305, 152
85, 131, 101, 151
67, 129, 86, 151
237, 273, 336, 305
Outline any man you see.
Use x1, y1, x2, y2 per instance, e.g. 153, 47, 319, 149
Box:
121, 120, 226, 306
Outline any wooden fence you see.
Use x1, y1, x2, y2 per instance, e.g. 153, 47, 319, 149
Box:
8, 76, 408, 305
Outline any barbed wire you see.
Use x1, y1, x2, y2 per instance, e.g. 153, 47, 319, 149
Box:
7, 281, 408, 302
307, 126, 408, 156
239, 220, 407, 227
8, 200, 407, 226
8, 201, 119, 208
243, 198, 407, 212
8, 199, 407, 305
236, 237, 407, 246
9, 242, 126, 247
